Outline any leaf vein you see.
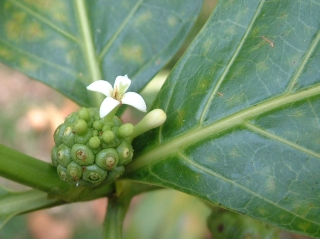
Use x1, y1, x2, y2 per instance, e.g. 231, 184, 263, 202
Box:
0, 39, 77, 75
244, 122, 320, 160
98, 0, 145, 61
126, 85, 320, 174
9, 0, 79, 42
286, 28, 320, 92
199, 0, 267, 125
178, 152, 320, 226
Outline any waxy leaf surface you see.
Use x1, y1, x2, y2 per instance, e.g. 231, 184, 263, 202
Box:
126, 0, 320, 237
0, 0, 202, 106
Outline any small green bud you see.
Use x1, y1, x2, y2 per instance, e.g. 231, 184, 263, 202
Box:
57, 144, 72, 167
90, 146, 102, 155
65, 112, 79, 124
54, 123, 70, 146
93, 120, 104, 130
71, 144, 95, 165
62, 125, 75, 147
57, 165, 69, 181
116, 123, 134, 139
105, 166, 125, 183
113, 116, 122, 127
74, 119, 88, 136
101, 130, 114, 143
92, 112, 100, 121
87, 108, 99, 127
51, 146, 59, 167
82, 164, 107, 185
116, 140, 133, 166
92, 129, 99, 136
78, 107, 90, 122
112, 127, 122, 146
95, 148, 119, 170
75, 129, 93, 144
102, 124, 111, 132
88, 136, 101, 149
67, 161, 83, 181
101, 128, 121, 148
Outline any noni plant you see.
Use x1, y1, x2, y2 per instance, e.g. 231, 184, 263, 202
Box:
0, 0, 320, 238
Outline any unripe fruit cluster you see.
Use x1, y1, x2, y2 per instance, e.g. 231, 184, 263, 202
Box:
51, 107, 134, 186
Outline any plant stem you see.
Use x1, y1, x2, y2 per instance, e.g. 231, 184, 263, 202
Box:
103, 194, 131, 239
0, 144, 117, 202
103, 180, 162, 238
0, 144, 69, 192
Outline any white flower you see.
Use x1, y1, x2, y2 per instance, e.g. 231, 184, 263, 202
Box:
87, 75, 147, 118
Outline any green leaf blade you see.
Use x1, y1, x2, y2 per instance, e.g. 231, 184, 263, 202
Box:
126, 0, 320, 237
87, 0, 203, 93
0, 187, 62, 230
0, 0, 90, 105
0, 0, 203, 106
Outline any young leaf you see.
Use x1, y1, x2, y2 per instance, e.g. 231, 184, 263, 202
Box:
126, 0, 320, 237
0, 187, 61, 230
0, 0, 203, 106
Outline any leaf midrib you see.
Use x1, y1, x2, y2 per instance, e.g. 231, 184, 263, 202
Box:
98, 0, 145, 61
75, 0, 103, 106
199, 0, 266, 125
126, 85, 320, 173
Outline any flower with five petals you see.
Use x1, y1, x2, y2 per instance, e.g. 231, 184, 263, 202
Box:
87, 75, 147, 118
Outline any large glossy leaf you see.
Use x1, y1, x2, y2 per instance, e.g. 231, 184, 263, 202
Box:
0, 0, 202, 106
126, 0, 320, 237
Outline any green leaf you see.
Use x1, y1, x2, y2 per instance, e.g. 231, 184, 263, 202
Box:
0, 186, 62, 230
125, 0, 320, 237
0, 0, 202, 106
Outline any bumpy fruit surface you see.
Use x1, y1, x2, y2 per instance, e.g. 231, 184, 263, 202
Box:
51, 107, 131, 186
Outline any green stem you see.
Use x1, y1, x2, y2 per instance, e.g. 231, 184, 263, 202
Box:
103, 194, 130, 239
0, 144, 117, 202
103, 180, 162, 238
0, 144, 69, 192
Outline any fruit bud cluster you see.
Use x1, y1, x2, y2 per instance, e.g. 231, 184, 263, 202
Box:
51, 107, 134, 187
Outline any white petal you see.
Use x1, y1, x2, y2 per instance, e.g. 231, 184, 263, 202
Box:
122, 92, 147, 112
114, 75, 131, 92
87, 80, 113, 97
100, 97, 120, 118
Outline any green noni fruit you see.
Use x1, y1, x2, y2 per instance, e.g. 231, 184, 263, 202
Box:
51, 107, 130, 187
